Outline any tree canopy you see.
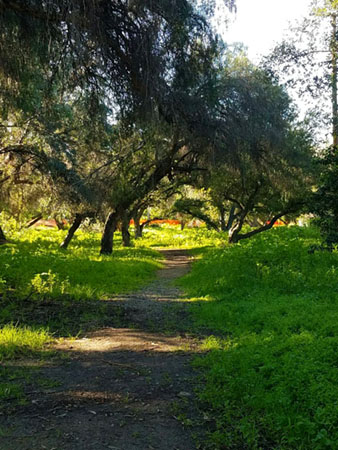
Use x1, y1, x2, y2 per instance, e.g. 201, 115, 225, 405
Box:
0, 0, 319, 249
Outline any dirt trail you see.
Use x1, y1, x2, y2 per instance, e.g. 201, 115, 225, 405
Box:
1, 249, 201, 450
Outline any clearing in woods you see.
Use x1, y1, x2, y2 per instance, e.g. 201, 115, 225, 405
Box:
0, 249, 201, 450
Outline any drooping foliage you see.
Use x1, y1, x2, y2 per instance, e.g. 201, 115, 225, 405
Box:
172, 57, 315, 242
0, 0, 226, 243
0, 0, 317, 251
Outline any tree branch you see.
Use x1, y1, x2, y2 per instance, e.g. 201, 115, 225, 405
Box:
235, 204, 303, 242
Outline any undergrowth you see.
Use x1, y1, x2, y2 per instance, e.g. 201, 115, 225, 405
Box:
135, 225, 227, 248
0, 325, 51, 360
0, 227, 162, 407
1, 228, 161, 302
179, 226, 338, 449
5, 222, 337, 449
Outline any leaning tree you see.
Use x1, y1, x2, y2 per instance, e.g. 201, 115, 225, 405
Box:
0, 0, 236, 250
172, 56, 316, 243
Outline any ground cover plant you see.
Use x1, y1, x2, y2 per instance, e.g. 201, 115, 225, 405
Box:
0, 227, 162, 335
179, 226, 338, 449
0, 227, 162, 408
5, 223, 338, 449
135, 225, 227, 249
1, 228, 161, 300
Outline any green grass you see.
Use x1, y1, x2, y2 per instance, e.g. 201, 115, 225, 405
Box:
179, 226, 338, 449
0, 227, 163, 408
0, 226, 163, 345
5, 222, 338, 449
135, 224, 227, 248
0, 325, 53, 409
1, 228, 161, 302
0, 324, 52, 360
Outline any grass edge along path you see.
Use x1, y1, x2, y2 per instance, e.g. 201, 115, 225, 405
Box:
0, 228, 163, 409
179, 226, 338, 450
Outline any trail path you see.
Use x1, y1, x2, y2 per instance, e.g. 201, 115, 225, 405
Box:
1, 249, 201, 450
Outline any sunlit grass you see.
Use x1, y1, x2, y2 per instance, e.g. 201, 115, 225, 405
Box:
180, 226, 338, 449
134, 224, 227, 248
0, 228, 162, 302
0, 324, 52, 361
0, 226, 164, 356
0, 324, 53, 407
0, 226, 167, 408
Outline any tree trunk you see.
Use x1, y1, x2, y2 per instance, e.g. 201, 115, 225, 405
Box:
219, 204, 236, 232
134, 219, 142, 238
0, 225, 7, 244
100, 211, 119, 255
219, 205, 226, 232
331, 13, 338, 148
229, 209, 295, 243
180, 220, 186, 231
228, 222, 242, 244
232, 213, 286, 242
122, 212, 131, 247
225, 204, 236, 231
227, 185, 261, 243
228, 208, 247, 243
60, 214, 83, 249
133, 208, 144, 239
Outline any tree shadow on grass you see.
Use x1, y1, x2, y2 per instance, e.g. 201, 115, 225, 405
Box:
0, 298, 126, 337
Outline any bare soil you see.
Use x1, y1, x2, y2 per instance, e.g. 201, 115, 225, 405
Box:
0, 249, 203, 450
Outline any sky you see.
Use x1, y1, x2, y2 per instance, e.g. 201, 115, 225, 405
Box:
213, 0, 330, 140
217, 0, 313, 63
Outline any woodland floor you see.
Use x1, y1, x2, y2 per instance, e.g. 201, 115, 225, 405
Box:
0, 249, 203, 450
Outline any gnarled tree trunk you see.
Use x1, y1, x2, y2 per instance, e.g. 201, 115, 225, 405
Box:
228, 206, 249, 244
219, 205, 236, 232
100, 211, 119, 255
60, 213, 83, 249
229, 210, 293, 244
228, 222, 242, 244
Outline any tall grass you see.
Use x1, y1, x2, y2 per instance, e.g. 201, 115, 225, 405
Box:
180, 226, 338, 449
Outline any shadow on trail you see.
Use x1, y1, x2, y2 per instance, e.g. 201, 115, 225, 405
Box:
1, 344, 198, 450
